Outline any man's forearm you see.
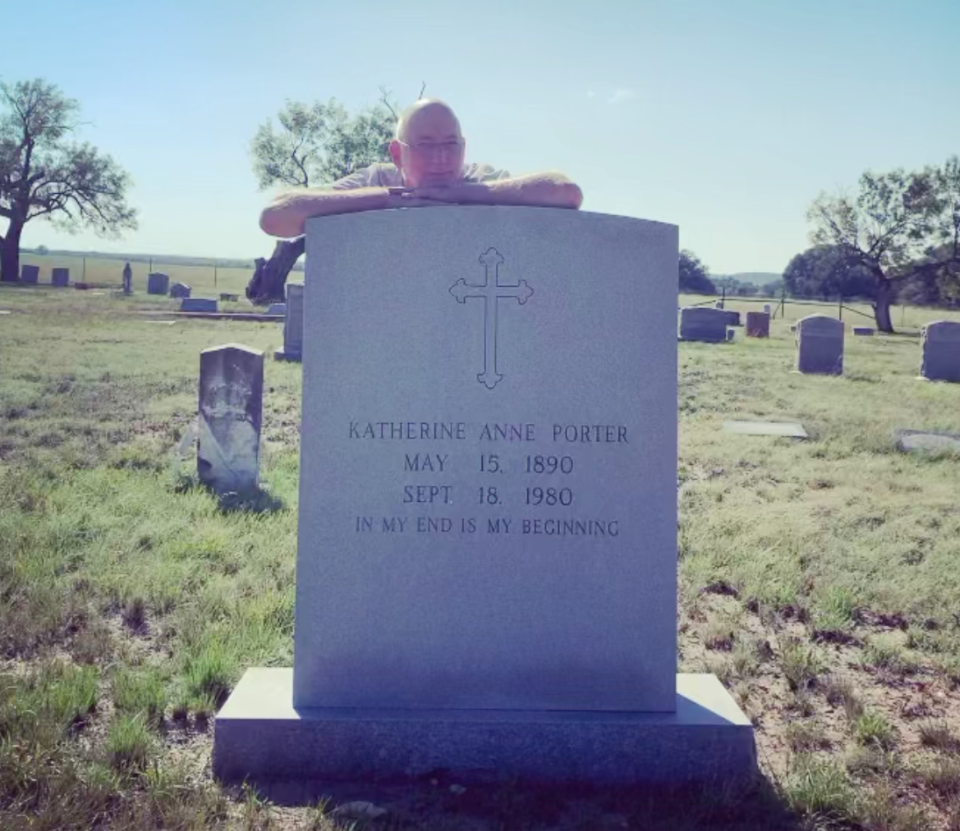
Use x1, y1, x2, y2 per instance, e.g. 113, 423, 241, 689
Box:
418, 172, 583, 210
260, 187, 392, 238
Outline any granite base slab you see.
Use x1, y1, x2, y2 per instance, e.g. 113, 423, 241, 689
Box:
213, 669, 756, 786
273, 348, 302, 363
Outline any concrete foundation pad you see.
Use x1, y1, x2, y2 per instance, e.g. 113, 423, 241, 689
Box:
723, 420, 808, 438
213, 669, 756, 786
273, 347, 302, 363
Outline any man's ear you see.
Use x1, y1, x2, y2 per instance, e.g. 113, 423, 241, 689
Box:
389, 139, 403, 168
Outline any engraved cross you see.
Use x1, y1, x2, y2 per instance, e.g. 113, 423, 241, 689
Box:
450, 247, 533, 390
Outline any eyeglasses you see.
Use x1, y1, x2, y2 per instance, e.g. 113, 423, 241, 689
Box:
397, 138, 464, 156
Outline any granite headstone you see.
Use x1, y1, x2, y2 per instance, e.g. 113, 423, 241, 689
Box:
51, 268, 69, 287
745, 311, 770, 338
214, 207, 754, 785
147, 272, 170, 295
796, 314, 844, 375
920, 320, 960, 382
274, 281, 303, 362
169, 282, 192, 299
20, 264, 39, 285
181, 298, 218, 313
679, 306, 728, 342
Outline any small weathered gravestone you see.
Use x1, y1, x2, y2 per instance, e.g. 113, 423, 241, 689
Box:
714, 301, 723, 309
122, 262, 133, 294
51, 268, 69, 287
725, 328, 735, 341
853, 326, 874, 336
216, 207, 754, 786
181, 298, 218, 313
274, 281, 303, 362
266, 302, 286, 316
197, 344, 263, 494
20, 264, 39, 284
679, 306, 728, 342
722, 310, 741, 327
169, 282, 192, 299
763, 304, 771, 315
745, 311, 770, 338
147, 272, 170, 295
796, 315, 844, 375
920, 320, 960, 382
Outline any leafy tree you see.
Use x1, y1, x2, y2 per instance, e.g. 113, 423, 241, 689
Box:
678, 249, 716, 294
251, 98, 395, 190
761, 279, 783, 297
35, 244, 48, 255
782, 245, 876, 301
246, 94, 398, 303
807, 157, 960, 332
0, 79, 136, 282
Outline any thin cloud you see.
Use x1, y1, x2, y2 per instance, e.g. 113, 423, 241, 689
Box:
606, 88, 636, 105
587, 89, 596, 99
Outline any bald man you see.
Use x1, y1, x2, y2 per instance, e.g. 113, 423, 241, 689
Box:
260, 99, 582, 238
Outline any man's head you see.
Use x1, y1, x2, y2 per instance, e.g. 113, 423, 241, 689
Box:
390, 99, 465, 188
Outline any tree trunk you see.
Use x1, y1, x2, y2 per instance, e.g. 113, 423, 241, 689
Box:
246, 236, 306, 304
0, 220, 23, 283
874, 276, 894, 333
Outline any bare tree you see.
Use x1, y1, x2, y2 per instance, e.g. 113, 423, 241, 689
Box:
0, 79, 136, 282
807, 158, 959, 332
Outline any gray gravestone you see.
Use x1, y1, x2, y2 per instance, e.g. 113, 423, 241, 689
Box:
679, 306, 728, 342
266, 303, 286, 316
920, 320, 960, 382
722, 310, 741, 327
180, 298, 218, 313
214, 207, 754, 785
763, 304, 771, 315
169, 282, 192, 299
147, 272, 170, 295
796, 315, 844, 375
274, 282, 304, 362
853, 326, 874, 336
895, 428, 960, 453
20, 264, 39, 284
51, 268, 69, 287
197, 344, 263, 494
745, 311, 769, 338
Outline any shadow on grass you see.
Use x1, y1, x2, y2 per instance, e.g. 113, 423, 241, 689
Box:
238, 771, 805, 830
171, 472, 286, 515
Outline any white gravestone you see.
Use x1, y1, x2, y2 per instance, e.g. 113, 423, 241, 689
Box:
796, 314, 844, 375
274, 281, 304, 362
920, 320, 960, 382
197, 344, 263, 494
214, 207, 754, 785
679, 306, 728, 342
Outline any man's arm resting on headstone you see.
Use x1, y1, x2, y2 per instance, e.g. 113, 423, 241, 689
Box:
259, 188, 439, 238
415, 172, 583, 210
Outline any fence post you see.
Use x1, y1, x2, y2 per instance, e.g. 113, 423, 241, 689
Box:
781, 287, 786, 318
82, 257, 86, 281
214, 265, 218, 287
149, 258, 153, 274
721, 285, 726, 308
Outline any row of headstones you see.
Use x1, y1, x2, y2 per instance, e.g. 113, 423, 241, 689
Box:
679, 306, 960, 381
20, 265, 71, 286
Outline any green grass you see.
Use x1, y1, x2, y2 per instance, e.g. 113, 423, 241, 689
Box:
3, 285, 960, 828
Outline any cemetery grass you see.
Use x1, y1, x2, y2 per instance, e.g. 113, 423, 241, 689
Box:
1, 288, 960, 828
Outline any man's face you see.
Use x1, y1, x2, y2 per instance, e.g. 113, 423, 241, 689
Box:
390, 105, 465, 188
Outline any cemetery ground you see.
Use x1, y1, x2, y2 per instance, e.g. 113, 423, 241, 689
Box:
2, 286, 960, 830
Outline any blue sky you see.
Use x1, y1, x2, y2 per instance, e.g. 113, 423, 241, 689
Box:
4, 0, 957, 274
